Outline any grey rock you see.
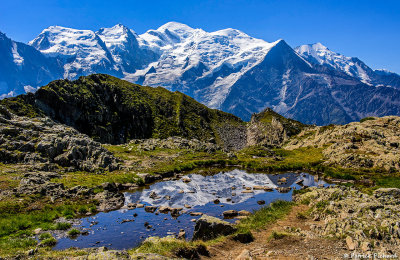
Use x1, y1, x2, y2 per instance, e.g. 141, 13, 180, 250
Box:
94, 191, 124, 212
192, 215, 237, 241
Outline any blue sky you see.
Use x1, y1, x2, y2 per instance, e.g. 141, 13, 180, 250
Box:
1, 0, 399, 73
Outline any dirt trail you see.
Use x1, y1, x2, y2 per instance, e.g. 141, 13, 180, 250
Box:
205, 205, 348, 260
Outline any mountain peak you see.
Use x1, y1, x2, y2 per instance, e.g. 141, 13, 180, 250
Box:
97, 24, 138, 42
157, 21, 194, 32
312, 42, 329, 50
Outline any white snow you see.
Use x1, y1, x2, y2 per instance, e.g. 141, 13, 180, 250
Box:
295, 43, 373, 85
24, 85, 38, 93
29, 25, 116, 78
125, 23, 280, 108
11, 42, 24, 67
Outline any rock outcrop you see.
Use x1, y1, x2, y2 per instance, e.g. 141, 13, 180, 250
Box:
294, 186, 400, 253
247, 108, 307, 147
285, 116, 400, 170
0, 105, 119, 171
94, 190, 125, 212
131, 136, 220, 153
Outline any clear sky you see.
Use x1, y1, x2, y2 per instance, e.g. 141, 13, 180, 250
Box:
1, 0, 399, 73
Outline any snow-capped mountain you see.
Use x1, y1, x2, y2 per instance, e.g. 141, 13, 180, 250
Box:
96, 24, 160, 73
126, 22, 279, 109
1, 22, 400, 125
29, 26, 123, 79
295, 43, 400, 89
0, 31, 62, 99
222, 40, 400, 124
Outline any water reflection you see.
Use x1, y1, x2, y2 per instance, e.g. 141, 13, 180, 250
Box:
54, 169, 329, 250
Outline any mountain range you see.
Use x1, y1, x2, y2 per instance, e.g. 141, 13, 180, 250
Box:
1, 22, 400, 125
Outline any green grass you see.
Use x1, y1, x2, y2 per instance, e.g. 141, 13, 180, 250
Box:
269, 231, 289, 240
236, 200, 293, 233
374, 176, 400, 189
52, 222, 71, 231
67, 228, 80, 237
132, 236, 208, 258
360, 117, 376, 123
39, 232, 52, 240
0, 237, 37, 256
0, 199, 96, 238
40, 237, 57, 247
51, 170, 142, 189
236, 147, 324, 172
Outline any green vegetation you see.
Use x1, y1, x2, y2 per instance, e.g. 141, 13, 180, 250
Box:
1, 74, 244, 145
0, 237, 37, 256
269, 231, 289, 240
0, 94, 42, 118
0, 197, 96, 255
253, 108, 306, 137
39, 233, 52, 240
360, 117, 376, 123
374, 176, 400, 189
132, 236, 211, 258
236, 146, 324, 172
67, 228, 80, 237
236, 200, 293, 233
51, 170, 142, 189
40, 237, 57, 247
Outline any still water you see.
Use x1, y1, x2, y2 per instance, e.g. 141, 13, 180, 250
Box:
55, 169, 329, 250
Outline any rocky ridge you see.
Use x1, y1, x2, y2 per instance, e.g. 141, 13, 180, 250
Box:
130, 136, 220, 153
285, 116, 400, 170
0, 105, 119, 172
0, 74, 245, 146
246, 108, 307, 147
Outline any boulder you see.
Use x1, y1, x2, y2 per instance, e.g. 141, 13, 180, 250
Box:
137, 173, 161, 184
177, 229, 186, 240
145, 206, 157, 213
346, 236, 357, 251
94, 191, 124, 212
232, 232, 254, 244
235, 249, 252, 260
277, 187, 291, 193
238, 210, 252, 216
158, 206, 171, 214
102, 182, 118, 192
223, 210, 239, 218
192, 215, 237, 241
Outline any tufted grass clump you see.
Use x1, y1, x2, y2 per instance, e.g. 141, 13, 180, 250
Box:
67, 228, 80, 237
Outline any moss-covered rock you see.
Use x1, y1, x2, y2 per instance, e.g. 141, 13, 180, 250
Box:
1, 74, 244, 146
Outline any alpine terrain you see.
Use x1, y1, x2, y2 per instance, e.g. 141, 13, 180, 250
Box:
1, 22, 400, 125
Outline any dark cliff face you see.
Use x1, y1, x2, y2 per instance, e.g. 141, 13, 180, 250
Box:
1, 74, 245, 145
